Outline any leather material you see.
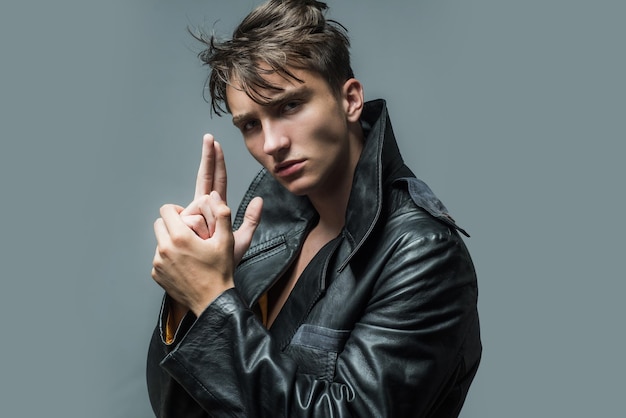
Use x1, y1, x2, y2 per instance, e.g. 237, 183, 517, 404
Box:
147, 99, 481, 417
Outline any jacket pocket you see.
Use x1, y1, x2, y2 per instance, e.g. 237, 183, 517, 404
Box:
238, 236, 286, 267
285, 325, 350, 381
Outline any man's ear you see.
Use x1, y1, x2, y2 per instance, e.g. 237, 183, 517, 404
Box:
342, 78, 364, 122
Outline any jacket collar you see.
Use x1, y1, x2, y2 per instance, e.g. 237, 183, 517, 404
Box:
340, 99, 410, 270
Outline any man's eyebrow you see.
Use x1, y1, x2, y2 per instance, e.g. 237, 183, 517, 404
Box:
231, 87, 313, 127
232, 113, 251, 127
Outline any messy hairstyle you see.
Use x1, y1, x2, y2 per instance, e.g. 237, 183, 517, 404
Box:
192, 0, 354, 115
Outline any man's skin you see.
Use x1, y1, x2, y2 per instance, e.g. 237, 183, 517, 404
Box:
151, 135, 263, 321
151, 67, 365, 327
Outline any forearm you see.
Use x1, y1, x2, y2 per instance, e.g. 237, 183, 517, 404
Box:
147, 296, 205, 417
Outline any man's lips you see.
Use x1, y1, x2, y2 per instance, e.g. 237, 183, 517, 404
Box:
274, 159, 305, 176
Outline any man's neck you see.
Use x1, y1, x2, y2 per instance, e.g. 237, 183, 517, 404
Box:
310, 191, 351, 237
308, 124, 364, 237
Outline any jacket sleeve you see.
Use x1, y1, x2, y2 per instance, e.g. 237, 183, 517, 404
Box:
147, 227, 481, 417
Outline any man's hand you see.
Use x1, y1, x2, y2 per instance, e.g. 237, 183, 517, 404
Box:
152, 192, 236, 316
151, 133, 263, 318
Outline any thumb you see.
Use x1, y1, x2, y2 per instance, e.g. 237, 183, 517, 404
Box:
233, 196, 263, 265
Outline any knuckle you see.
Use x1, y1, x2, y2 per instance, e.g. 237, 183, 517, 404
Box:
170, 233, 187, 247
157, 244, 171, 258
190, 217, 205, 230
169, 235, 182, 247
244, 213, 259, 226
159, 204, 174, 217
200, 194, 212, 206
217, 205, 231, 218
182, 214, 202, 229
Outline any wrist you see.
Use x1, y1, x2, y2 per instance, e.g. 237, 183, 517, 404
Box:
190, 283, 234, 317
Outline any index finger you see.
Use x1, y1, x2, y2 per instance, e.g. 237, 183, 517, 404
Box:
194, 134, 228, 202
194, 134, 216, 200
213, 140, 227, 202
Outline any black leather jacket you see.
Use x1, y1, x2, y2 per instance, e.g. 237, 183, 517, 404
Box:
147, 100, 481, 417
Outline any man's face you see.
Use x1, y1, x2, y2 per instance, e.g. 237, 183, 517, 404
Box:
226, 68, 362, 200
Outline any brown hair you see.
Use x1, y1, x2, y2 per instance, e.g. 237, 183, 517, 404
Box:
192, 0, 354, 115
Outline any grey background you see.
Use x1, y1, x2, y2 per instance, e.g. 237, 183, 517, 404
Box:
1, 0, 624, 417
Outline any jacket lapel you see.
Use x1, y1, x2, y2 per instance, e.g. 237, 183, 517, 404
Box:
268, 236, 343, 350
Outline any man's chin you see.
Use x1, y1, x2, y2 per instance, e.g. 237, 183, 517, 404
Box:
275, 178, 313, 197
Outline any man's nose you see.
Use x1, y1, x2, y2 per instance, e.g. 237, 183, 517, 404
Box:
262, 122, 290, 155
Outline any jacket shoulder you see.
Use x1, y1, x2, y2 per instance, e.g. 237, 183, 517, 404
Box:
385, 177, 470, 238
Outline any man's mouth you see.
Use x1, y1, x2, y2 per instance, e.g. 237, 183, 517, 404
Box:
274, 159, 305, 177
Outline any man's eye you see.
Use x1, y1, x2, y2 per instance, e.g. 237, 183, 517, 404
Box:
283, 101, 300, 113
242, 120, 259, 132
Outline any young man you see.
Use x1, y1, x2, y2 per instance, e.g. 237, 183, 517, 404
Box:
148, 1, 481, 417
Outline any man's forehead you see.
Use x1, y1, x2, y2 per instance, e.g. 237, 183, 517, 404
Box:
226, 69, 316, 111
228, 68, 305, 92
